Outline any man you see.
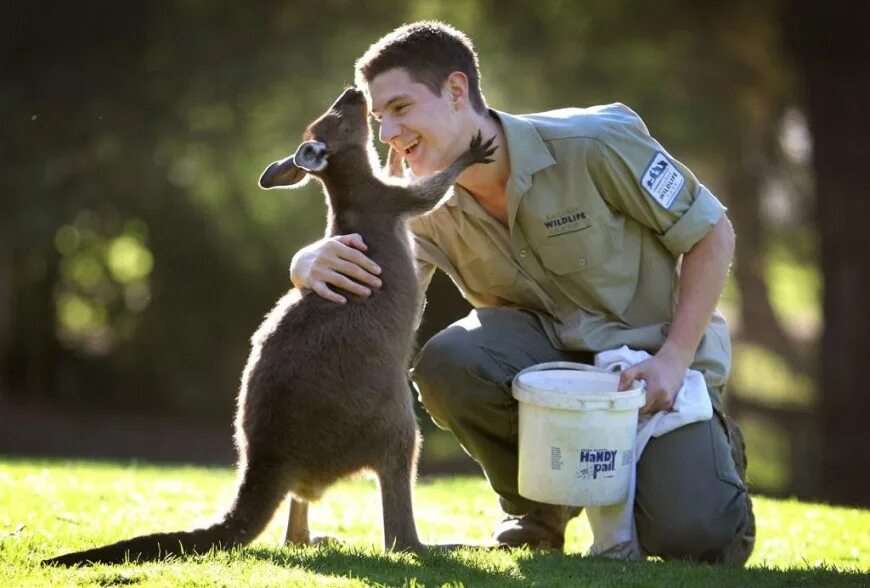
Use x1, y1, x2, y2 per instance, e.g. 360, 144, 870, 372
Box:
290, 21, 755, 564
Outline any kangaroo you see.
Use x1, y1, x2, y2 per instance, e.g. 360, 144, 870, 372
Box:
43, 86, 495, 566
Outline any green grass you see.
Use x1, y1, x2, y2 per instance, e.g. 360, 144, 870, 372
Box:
2, 459, 868, 587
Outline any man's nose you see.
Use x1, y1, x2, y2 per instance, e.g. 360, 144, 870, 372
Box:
378, 116, 399, 144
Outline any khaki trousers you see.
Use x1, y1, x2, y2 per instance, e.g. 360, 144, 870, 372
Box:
410, 307, 751, 561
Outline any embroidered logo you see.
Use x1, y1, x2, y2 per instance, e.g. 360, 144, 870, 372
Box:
543, 207, 591, 238
641, 151, 684, 209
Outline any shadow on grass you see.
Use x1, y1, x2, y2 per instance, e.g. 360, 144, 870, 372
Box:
242, 544, 870, 588
515, 552, 870, 588
244, 544, 531, 587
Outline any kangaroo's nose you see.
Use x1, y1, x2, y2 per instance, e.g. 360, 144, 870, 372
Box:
331, 86, 364, 110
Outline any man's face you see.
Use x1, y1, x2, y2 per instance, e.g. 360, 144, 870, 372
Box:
367, 68, 466, 177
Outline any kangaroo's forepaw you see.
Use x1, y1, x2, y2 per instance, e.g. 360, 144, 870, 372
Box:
466, 130, 498, 165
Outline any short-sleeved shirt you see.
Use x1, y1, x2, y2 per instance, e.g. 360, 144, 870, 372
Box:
409, 104, 731, 388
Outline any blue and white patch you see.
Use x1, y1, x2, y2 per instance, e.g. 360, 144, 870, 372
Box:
641, 152, 684, 209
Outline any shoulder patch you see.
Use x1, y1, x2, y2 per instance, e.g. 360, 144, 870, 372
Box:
641, 152, 684, 209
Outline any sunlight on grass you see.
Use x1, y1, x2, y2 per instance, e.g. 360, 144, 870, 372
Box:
2, 459, 868, 587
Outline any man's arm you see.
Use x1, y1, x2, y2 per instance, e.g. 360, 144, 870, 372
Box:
619, 214, 735, 413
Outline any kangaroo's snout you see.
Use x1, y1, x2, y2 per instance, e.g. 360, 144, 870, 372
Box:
330, 86, 365, 111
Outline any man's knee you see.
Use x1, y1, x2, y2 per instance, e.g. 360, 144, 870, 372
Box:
410, 325, 510, 427
637, 487, 749, 561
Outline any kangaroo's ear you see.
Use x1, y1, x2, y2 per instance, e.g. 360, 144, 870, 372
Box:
258, 141, 328, 189
292, 140, 329, 172
259, 154, 308, 189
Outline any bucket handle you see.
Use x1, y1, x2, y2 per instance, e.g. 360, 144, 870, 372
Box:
514, 361, 614, 382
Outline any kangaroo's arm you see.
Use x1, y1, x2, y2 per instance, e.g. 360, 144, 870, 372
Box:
398, 132, 497, 215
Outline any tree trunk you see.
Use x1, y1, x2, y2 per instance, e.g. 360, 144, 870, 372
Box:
725, 137, 811, 378
0, 231, 11, 398
785, 0, 870, 506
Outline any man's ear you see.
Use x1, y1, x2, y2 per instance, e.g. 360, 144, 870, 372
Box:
445, 71, 469, 110
259, 154, 308, 189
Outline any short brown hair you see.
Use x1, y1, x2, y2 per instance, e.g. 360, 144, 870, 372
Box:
355, 21, 487, 114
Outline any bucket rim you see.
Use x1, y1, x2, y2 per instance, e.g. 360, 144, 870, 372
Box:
512, 361, 645, 411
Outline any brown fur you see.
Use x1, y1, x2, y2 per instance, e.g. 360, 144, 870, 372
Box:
43, 86, 495, 566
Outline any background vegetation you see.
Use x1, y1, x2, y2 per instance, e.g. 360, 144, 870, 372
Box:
2, 1, 869, 506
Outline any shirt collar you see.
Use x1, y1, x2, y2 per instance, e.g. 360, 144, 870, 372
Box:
445, 109, 556, 214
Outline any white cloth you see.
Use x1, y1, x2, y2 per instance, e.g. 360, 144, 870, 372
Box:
585, 346, 713, 560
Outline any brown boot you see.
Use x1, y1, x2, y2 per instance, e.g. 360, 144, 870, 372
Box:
717, 414, 756, 566
494, 505, 580, 551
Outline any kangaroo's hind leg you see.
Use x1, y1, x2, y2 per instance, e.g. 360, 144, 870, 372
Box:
284, 497, 343, 547
375, 412, 423, 552
285, 499, 310, 545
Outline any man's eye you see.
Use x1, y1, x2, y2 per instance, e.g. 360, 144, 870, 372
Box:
395, 104, 409, 115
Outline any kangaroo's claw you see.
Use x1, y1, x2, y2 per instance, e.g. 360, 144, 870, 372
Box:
465, 130, 498, 166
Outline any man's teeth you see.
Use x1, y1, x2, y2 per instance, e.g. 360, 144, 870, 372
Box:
404, 140, 420, 154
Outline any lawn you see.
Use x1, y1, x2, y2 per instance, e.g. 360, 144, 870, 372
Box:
1, 458, 868, 587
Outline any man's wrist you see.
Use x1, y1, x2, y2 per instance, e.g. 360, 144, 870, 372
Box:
657, 340, 695, 372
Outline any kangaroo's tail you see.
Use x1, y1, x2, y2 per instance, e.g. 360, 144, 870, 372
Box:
43, 456, 289, 566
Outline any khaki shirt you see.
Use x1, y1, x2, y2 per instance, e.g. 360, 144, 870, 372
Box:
409, 104, 731, 388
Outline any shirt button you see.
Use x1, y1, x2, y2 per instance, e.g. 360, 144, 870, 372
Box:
519, 249, 527, 257
578, 258, 587, 267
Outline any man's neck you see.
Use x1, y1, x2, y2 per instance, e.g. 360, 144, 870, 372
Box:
456, 110, 511, 226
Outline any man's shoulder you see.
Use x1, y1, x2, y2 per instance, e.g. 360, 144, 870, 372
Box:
517, 103, 649, 144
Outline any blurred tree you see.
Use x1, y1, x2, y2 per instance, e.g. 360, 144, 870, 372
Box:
0, 1, 408, 416
3, 0, 859, 503
785, 0, 870, 506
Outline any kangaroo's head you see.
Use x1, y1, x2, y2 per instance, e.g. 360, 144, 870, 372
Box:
259, 86, 370, 189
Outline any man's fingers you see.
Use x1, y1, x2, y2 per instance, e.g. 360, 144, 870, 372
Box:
310, 282, 346, 305
332, 258, 382, 289
640, 386, 673, 414
334, 242, 382, 277
335, 233, 368, 252
618, 368, 637, 391
325, 270, 373, 298
641, 392, 661, 414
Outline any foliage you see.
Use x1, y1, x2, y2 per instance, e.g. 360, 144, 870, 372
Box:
1, 1, 825, 498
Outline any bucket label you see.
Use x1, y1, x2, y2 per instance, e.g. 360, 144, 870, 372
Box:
578, 448, 617, 480
550, 447, 563, 471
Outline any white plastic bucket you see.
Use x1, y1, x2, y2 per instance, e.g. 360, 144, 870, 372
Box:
512, 361, 645, 507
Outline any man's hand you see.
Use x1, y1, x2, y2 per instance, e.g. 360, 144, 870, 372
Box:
289, 234, 382, 304
618, 345, 693, 414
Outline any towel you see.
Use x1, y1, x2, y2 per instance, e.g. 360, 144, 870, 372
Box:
585, 346, 713, 560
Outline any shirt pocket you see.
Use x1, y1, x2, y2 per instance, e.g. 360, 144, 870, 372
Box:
535, 223, 621, 275
461, 253, 519, 293
534, 223, 631, 315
